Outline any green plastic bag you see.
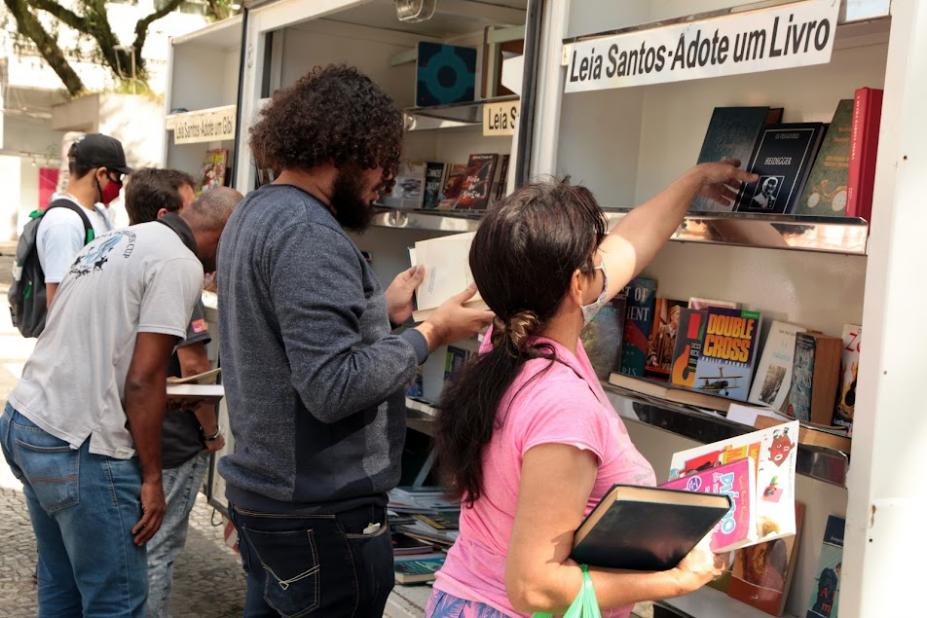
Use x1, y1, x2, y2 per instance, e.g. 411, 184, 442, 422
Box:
532, 564, 602, 618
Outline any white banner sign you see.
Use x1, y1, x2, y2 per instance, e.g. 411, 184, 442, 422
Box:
563, 0, 839, 93
483, 99, 520, 136
166, 105, 236, 144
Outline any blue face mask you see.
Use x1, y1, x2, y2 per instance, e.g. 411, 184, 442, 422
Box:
581, 262, 609, 325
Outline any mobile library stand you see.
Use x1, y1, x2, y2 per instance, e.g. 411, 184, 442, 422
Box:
173, 0, 927, 616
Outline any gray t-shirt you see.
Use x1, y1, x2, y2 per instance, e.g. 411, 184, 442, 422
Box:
9, 220, 203, 459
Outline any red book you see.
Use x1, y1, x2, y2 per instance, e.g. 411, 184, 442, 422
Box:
846, 87, 883, 221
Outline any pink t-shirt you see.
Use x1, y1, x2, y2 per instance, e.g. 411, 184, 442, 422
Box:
433, 336, 657, 617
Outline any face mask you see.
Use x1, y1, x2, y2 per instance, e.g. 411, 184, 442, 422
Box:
96, 175, 122, 206
581, 263, 609, 325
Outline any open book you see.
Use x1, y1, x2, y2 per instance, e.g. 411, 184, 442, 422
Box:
409, 232, 488, 322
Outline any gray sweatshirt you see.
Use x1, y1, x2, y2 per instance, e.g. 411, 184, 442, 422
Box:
217, 184, 427, 513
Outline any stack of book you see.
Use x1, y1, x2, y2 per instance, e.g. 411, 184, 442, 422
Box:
387, 486, 460, 584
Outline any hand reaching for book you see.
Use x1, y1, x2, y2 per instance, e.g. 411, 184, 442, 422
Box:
418, 284, 494, 351
386, 265, 426, 324
696, 160, 759, 209
670, 537, 726, 596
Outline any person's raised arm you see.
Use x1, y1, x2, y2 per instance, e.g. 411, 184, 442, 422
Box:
125, 332, 179, 546
599, 162, 758, 298
505, 443, 722, 613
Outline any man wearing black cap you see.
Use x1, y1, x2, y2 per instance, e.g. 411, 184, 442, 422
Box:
39, 133, 131, 307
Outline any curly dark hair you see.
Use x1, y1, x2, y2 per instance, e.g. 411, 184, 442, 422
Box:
250, 65, 403, 182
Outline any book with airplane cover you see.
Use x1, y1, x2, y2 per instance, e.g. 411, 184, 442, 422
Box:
421, 162, 447, 210
806, 515, 845, 618
785, 332, 842, 427
455, 153, 498, 210
618, 277, 657, 377
380, 161, 426, 209
661, 458, 756, 553
692, 307, 763, 401
794, 99, 854, 216
728, 502, 806, 616
394, 553, 447, 584
834, 324, 861, 429
671, 308, 708, 390
437, 163, 467, 209
690, 106, 783, 213
668, 421, 799, 549
735, 123, 826, 214
749, 321, 806, 412
581, 294, 627, 380
645, 298, 687, 378
570, 484, 731, 571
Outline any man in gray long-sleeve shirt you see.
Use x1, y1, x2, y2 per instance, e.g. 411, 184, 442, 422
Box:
217, 65, 491, 617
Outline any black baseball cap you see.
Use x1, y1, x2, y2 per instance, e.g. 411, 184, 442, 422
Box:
70, 133, 132, 175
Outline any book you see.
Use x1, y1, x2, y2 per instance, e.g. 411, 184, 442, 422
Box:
785, 332, 842, 426
165, 383, 224, 403
202, 148, 228, 190
688, 297, 739, 310
391, 533, 435, 557
381, 161, 426, 209
735, 123, 826, 214
394, 553, 446, 584
668, 421, 799, 547
166, 367, 221, 386
421, 162, 446, 210
833, 324, 861, 429
728, 502, 806, 616
570, 484, 731, 571
444, 346, 470, 381
416, 42, 476, 107
749, 321, 806, 411
692, 308, 763, 402
661, 458, 757, 552
671, 308, 708, 390
690, 107, 783, 213
493, 154, 511, 203
455, 153, 498, 210
806, 516, 845, 618
618, 277, 657, 377
645, 298, 687, 378
437, 163, 467, 209
581, 295, 627, 380
409, 232, 487, 321
794, 100, 854, 216
846, 87, 883, 220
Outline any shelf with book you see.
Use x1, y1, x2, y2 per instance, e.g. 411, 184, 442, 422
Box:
403, 95, 520, 132
600, 380, 849, 488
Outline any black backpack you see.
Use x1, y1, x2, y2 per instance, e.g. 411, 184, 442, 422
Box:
8, 199, 95, 337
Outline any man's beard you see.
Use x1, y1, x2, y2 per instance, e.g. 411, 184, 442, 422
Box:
331, 168, 375, 232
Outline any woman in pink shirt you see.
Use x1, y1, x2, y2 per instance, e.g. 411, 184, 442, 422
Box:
427, 162, 757, 618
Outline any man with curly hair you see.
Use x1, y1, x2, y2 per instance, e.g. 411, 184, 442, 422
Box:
217, 65, 492, 616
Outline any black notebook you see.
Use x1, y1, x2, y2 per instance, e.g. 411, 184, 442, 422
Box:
570, 484, 731, 572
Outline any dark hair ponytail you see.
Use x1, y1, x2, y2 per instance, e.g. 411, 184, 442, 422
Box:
436, 179, 606, 506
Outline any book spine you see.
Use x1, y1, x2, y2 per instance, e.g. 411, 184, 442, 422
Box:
846, 88, 882, 219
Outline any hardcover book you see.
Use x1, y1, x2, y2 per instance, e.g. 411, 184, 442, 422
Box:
410, 232, 486, 321
668, 421, 799, 549
692, 308, 763, 402
421, 162, 447, 210
728, 502, 806, 616
661, 458, 756, 552
444, 346, 470, 381
619, 277, 657, 377
570, 485, 731, 571
785, 332, 842, 427
202, 148, 228, 190
690, 107, 783, 213
834, 324, 861, 429
437, 163, 467, 209
749, 321, 807, 411
645, 298, 687, 379
581, 294, 627, 381
794, 100, 854, 216
735, 123, 826, 214
846, 87, 883, 220
380, 161, 426, 209
671, 308, 708, 389
394, 553, 447, 584
806, 516, 845, 618
493, 154, 511, 204
416, 42, 476, 107
455, 153, 499, 210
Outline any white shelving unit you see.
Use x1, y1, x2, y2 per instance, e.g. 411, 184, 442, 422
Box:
531, 1, 926, 617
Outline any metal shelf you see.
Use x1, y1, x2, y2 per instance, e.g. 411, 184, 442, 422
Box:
403, 95, 519, 132
601, 381, 849, 488
370, 209, 481, 233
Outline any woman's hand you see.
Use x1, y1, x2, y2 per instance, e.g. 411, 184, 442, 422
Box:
669, 537, 726, 596
695, 160, 759, 209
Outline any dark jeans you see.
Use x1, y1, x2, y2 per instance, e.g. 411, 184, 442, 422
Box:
230, 503, 394, 618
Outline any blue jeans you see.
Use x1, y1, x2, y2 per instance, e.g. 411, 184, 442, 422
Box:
146, 451, 210, 617
230, 502, 394, 617
0, 404, 148, 617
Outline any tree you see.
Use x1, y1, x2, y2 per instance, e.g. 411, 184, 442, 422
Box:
2, 0, 234, 97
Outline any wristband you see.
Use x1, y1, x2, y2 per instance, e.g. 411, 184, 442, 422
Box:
203, 426, 221, 441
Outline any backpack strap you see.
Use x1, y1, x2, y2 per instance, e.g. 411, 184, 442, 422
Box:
45, 199, 95, 245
